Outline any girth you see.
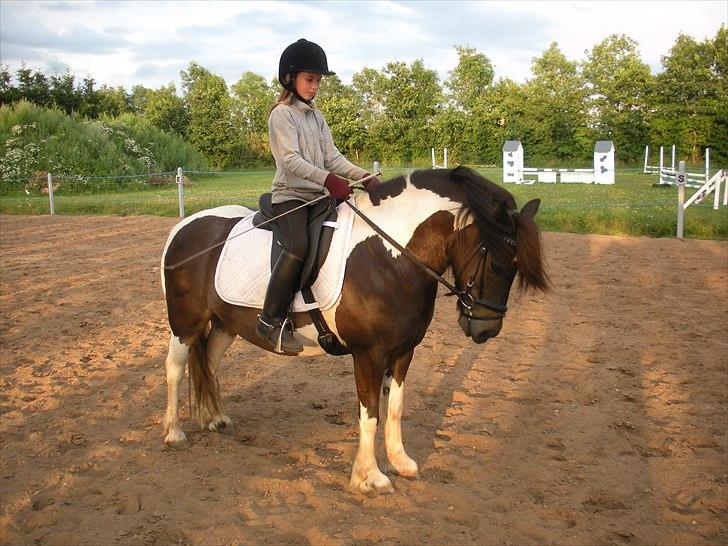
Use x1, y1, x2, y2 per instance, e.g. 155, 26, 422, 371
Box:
252, 193, 349, 356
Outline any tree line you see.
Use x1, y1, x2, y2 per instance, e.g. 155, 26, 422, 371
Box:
1, 28, 725, 169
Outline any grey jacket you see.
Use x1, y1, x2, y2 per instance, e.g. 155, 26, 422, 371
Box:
268, 95, 367, 204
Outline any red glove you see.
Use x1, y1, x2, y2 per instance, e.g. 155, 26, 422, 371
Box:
361, 173, 382, 192
324, 173, 353, 199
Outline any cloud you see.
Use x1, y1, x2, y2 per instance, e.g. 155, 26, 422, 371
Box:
0, 0, 725, 91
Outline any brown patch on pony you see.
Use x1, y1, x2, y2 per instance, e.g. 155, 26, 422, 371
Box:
336, 211, 455, 418
368, 175, 407, 206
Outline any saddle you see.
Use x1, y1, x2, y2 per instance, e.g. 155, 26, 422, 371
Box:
252, 193, 349, 356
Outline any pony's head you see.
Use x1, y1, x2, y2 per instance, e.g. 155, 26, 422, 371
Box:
413, 166, 550, 343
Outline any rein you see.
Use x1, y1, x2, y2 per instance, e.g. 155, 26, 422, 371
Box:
343, 200, 508, 316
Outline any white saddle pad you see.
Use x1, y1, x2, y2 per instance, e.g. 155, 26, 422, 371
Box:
214, 202, 356, 312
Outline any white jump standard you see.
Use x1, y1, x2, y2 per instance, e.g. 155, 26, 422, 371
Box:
502, 141, 615, 184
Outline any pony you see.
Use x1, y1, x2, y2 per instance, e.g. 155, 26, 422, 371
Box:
160, 166, 549, 497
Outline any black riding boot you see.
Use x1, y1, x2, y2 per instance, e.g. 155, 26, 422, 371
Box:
255, 250, 305, 354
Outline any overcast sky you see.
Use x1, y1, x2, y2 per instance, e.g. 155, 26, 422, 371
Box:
1, 0, 725, 92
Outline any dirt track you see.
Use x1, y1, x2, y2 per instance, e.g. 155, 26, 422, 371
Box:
0, 214, 726, 546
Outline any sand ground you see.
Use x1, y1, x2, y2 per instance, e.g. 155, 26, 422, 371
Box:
0, 214, 726, 545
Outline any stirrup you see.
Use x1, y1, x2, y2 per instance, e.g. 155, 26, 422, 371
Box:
255, 316, 303, 354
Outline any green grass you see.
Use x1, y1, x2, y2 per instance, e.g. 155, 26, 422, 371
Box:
1, 166, 726, 240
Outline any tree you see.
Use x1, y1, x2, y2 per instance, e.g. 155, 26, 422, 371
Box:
77, 77, 101, 118
229, 71, 275, 165
441, 45, 497, 163
144, 84, 188, 135
181, 61, 234, 168
582, 34, 653, 162
651, 32, 721, 163
49, 69, 79, 114
97, 85, 130, 117
129, 85, 152, 115
709, 25, 728, 164
520, 43, 591, 162
445, 45, 494, 111
16, 65, 52, 107
316, 75, 367, 161
0, 65, 20, 105
353, 60, 442, 163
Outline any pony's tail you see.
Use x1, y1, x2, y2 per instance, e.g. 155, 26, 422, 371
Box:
512, 212, 551, 293
188, 333, 222, 430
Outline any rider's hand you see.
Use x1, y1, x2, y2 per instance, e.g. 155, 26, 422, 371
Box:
324, 173, 353, 200
361, 173, 382, 192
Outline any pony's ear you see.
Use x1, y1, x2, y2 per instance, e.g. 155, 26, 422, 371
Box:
520, 199, 541, 219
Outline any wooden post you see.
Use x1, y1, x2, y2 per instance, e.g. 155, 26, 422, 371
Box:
47, 172, 55, 215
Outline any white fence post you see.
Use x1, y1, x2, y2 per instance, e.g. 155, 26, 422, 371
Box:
444, 148, 448, 168
714, 174, 722, 210
671, 144, 676, 172
176, 167, 185, 218
643, 145, 650, 173
676, 161, 686, 239
705, 148, 710, 181
47, 172, 55, 215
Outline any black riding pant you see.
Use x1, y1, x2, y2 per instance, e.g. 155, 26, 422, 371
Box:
272, 200, 310, 261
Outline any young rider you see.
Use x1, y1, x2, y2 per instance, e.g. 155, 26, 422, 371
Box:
256, 38, 381, 354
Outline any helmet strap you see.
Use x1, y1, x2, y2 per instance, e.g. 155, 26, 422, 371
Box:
291, 88, 313, 105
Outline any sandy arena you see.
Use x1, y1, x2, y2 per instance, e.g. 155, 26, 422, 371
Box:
0, 214, 726, 545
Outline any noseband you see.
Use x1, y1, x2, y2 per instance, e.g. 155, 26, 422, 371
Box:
453, 244, 508, 321
343, 200, 511, 321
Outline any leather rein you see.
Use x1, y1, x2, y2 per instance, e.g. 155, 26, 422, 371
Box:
343, 200, 510, 317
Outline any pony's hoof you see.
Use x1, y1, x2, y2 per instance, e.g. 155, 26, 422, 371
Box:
384, 457, 420, 479
164, 430, 189, 449
352, 470, 395, 498
208, 416, 235, 436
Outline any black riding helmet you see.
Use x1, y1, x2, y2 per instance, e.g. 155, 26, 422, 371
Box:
278, 39, 335, 90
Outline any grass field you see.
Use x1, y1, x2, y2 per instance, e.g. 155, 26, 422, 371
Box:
1, 166, 726, 239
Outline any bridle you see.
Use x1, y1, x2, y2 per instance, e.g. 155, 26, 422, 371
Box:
343, 200, 514, 320
450, 239, 511, 321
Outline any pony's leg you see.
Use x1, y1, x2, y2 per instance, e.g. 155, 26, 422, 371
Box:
204, 323, 235, 435
382, 351, 419, 478
163, 334, 191, 448
350, 352, 395, 497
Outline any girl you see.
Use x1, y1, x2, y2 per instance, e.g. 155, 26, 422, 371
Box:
256, 38, 380, 354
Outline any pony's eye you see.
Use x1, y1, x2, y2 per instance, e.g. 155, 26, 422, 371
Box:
490, 261, 503, 275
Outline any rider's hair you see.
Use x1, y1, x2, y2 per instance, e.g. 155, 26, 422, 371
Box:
270, 88, 292, 113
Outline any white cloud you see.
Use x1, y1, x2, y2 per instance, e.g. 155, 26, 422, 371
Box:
0, 0, 725, 91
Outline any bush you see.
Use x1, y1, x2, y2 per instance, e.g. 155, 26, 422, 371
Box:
0, 101, 209, 194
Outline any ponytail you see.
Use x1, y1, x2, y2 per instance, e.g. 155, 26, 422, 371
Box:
269, 89, 292, 113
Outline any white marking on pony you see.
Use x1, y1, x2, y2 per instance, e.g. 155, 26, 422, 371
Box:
349, 173, 461, 259
384, 378, 419, 477
163, 334, 190, 448
161, 205, 253, 294
350, 402, 394, 496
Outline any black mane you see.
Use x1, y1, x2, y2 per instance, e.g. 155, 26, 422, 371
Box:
410, 166, 518, 260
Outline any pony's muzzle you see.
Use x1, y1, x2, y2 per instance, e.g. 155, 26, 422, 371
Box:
459, 314, 503, 344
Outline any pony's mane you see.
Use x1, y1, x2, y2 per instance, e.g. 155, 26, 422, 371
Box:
409, 166, 549, 292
